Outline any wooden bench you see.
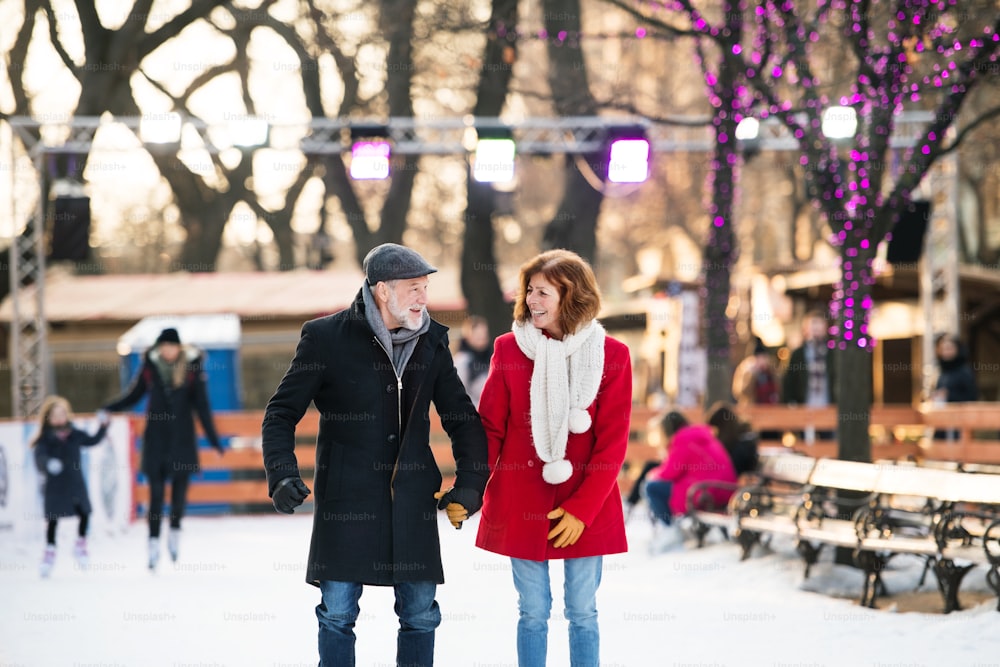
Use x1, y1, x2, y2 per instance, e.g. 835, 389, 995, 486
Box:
793, 458, 883, 575
730, 452, 818, 559
737, 457, 1000, 613
845, 464, 1000, 612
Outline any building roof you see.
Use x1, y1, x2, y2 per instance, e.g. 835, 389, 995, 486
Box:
777, 263, 1000, 306
0, 267, 468, 323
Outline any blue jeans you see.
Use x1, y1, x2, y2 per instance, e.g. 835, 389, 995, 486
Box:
644, 479, 674, 526
316, 580, 440, 667
510, 557, 602, 667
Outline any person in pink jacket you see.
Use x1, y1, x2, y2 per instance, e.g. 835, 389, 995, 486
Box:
645, 411, 737, 549
475, 249, 632, 667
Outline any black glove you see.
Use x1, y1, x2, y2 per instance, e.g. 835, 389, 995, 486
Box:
435, 487, 483, 517
272, 477, 311, 514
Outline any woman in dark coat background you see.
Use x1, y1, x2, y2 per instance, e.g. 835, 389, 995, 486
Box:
33, 395, 109, 577
931, 333, 979, 441
102, 327, 223, 570
932, 333, 979, 403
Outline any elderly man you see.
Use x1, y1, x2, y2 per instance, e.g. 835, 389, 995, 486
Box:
262, 243, 488, 666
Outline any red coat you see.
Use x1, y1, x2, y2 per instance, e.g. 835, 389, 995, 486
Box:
475, 331, 631, 561
651, 425, 737, 516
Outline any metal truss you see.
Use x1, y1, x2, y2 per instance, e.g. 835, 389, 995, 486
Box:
3, 112, 937, 416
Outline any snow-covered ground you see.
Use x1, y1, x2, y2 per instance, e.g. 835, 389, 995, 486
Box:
3, 511, 999, 667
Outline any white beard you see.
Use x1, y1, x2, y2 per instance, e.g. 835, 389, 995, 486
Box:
388, 290, 425, 330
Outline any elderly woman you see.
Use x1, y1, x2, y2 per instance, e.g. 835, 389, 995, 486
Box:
475, 249, 632, 667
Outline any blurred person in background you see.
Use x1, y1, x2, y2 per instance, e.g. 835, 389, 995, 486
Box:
931, 333, 979, 404
644, 410, 737, 553
102, 327, 223, 570
453, 315, 492, 409
732, 336, 780, 407
732, 337, 782, 443
32, 396, 109, 577
623, 411, 684, 520
705, 402, 759, 477
782, 311, 837, 443
930, 332, 979, 441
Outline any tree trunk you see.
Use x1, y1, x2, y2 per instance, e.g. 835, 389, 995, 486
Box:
701, 7, 742, 408
834, 238, 876, 463
463, 174, 511, 339
539, 0, 603, 264
459, 0, 518, 337
150, 151, 249, 272
540, 159, 604, 264
177, 207, 228, 271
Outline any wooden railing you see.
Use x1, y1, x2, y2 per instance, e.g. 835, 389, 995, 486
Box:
739, 404, 1000, 464
122, 403, 1000, 513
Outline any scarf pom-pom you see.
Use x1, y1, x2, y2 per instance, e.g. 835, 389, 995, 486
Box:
542, 459, 574, 485
568, 407, 592, 434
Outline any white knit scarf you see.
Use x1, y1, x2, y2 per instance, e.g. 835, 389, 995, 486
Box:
512, 319, 605, 484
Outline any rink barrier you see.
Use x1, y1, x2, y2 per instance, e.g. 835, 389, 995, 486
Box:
117, 403, 1000, 517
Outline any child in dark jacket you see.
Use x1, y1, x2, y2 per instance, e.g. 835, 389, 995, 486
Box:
32, 396, 109, 577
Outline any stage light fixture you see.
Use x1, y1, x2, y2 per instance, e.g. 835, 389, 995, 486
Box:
821, 106, 858, 140
473, 139, 515, 183
350, 141, 391, 180
349, 123, 392, 180
606, 124, 650, 183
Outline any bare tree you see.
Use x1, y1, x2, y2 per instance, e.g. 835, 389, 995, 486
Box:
4, 0, 318, 272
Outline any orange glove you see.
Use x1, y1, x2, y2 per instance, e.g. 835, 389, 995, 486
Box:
433, 490, 469, 529
547, 507, 585, 548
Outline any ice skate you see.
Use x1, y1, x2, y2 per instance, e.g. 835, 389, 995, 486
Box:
167, 530, 180, 563
148, 537, 161, 571
73, 537, 89, 569
40, 545, 56, 578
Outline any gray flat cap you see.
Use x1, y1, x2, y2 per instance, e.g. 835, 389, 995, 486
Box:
363, 243, 438, 284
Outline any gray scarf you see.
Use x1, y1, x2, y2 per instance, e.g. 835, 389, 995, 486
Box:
362, 282, 430, 376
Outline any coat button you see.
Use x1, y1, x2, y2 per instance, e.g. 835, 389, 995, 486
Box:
527, 460, 534, 467
387, 434, 397, 443
386, 384, 394, 393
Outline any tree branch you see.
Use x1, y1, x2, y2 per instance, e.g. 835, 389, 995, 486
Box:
941, 106, 1000, 156
8, 4, 36, 113
138, 0, 232, 60
599, 0, 698, 39
304, 0, 361, 115
42, 0, 82, 76
71, 0, 107, 65
106, 0, 155, 67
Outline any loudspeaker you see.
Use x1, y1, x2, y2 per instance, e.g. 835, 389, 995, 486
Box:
886, 200, 930, 264
49, 195, 91, 261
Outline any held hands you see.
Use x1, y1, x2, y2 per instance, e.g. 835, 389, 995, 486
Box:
96, 409, 110, 426
272, 477, 311, 514
433, 487, 483, 530
434, 492, 467, 529
547, 507, 585, 548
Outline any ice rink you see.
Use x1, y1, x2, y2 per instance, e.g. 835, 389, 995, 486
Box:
3, 511, 999, 667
